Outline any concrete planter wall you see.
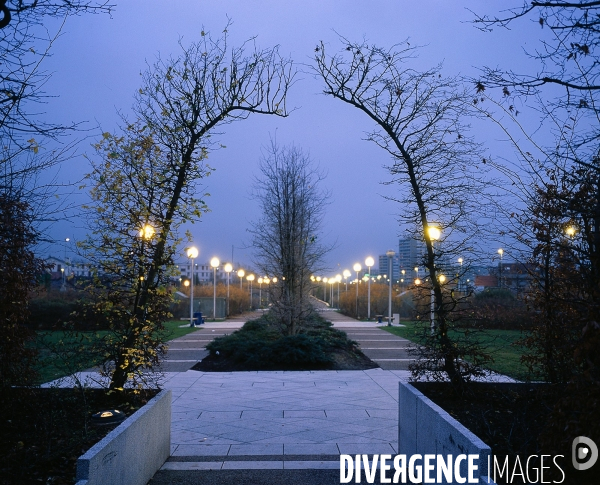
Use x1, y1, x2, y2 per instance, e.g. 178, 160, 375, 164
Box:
75, 389, 171, 485
398, 382, 496, 485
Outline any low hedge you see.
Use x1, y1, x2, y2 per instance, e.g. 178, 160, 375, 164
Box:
205, 314, 354, 370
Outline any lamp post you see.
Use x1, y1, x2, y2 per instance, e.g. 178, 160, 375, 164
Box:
264, 277, 270, 307
353, 263, 361, 319
237, 269, 245, 289
335, 274, 342, 308
210, 257, 219, 319
498, 248, 504, 288
322, 277, 328, 304
457, 257, 463, 292
61, 237, 70, 291
247, 274, 255, 309
365, 256, 374, 319
428, 225, 442, 333
187, 246, 199, 327
224, 263, 233, 316
258, 277, 263, 308
386, 250, 395, 325
343, 269, 351, 292
330, 279, 334, 305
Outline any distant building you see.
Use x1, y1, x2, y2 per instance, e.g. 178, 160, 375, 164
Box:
397, 237, 425, 270
378, 253, 400, 282
175, 262, 238, 284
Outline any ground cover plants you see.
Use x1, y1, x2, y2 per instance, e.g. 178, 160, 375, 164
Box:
193, 313, 377, 371
414, 382, 599, 485
0, 387, 157, 485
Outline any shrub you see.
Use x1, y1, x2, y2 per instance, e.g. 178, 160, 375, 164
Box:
206, 314, 352, 370
470, 288, 532, 330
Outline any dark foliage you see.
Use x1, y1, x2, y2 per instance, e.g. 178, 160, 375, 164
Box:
0, 196, 45, 388
470, 288, 532, 330
0, 387, 157, 485
195, 314, 377, 371
416, 382, 600, 485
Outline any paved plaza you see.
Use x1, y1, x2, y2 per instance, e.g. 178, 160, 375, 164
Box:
152, 310, 413, 480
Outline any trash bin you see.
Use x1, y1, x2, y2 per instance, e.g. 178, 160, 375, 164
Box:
193, 312, 204, 325
376, 315, 383, 324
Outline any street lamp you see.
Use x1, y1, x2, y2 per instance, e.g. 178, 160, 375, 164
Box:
343, 269, 351, 291
365, 256, 374, 320
498, 248, 504, 288
323, 277, 328, 303
237, 269, 245, 289
427, 226, 442, 333
458, 257, 463, 291
258, 277, 263, 308
139, 224, 155, 240
427, 225, 441, 242
565, 225, 577, 238
224, 263, 233, 316
210, 257, 220, 319
353, 263, 361, 318
386, 250, 395, 325
329, 279, 335, 305
187, 246, 199, 327
247, 274, 255, 309
335, 274, 342, 308
264, 277, 270, 307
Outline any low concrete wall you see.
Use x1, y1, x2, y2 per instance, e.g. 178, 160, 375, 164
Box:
398, 382, 495, 485
75, 389, 171, 485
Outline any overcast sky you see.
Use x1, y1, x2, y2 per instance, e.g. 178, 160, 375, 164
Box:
40, 1, 541, 272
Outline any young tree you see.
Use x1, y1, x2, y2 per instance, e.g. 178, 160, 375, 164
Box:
314, 38, 489, 385
249, 143, 329, 336
82, 27, 294, 389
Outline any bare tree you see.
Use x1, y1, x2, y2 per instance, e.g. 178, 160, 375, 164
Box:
249, 143, 330, 336
314, 38, 490, 385
82, 27, 295, 390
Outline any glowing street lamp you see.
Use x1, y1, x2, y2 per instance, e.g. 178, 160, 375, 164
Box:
264, 277, 270, 306
247, 274, 255, 309
353, 263, 362, 318
323, 277, 328, 303
365, 256, 374, 320
427, 225, 441, 242
224, 263, 233, 316
335, 274, 342, 308
498, 248, 504, 288
386, 250, 395, 325
210, 257, 220, 319
343, 269, 351, 291
258, 277, 264, 308
237, 269, 245, 289
186, 246, 199, 327
139, 224, 155, 240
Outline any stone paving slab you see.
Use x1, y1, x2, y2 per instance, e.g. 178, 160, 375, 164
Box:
162, 368, 410, 460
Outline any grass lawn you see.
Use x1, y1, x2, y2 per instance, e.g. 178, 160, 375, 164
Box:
33, 320, 199, 384
381, 321, 533, 381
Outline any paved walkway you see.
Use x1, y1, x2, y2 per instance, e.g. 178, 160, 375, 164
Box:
147, 310, 413, 483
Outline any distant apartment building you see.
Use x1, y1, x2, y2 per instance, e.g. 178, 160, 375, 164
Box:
397, 237, 425, 270
175, 262, 235, 284
378, 253, 400, 282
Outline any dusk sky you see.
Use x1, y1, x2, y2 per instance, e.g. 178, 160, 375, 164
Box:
40, 1, 541, 272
